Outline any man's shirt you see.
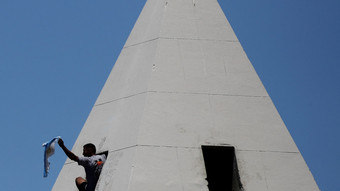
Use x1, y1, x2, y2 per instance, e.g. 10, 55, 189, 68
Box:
78, 154, 107, 191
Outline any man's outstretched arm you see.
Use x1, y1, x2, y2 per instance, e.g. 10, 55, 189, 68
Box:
58, 138, 79, 162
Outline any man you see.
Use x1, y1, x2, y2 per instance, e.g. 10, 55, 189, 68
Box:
58, 139, 106, 191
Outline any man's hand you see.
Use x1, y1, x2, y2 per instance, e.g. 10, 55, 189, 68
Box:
58, 138, 64, 147
58, 138, 79, 162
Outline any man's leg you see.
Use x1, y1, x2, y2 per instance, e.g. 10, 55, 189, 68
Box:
75, 177, 87, 191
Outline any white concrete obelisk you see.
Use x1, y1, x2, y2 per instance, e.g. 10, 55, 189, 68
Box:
53, 0, 320, 190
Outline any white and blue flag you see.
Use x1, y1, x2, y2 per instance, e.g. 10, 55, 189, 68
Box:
42, 136, 60, 177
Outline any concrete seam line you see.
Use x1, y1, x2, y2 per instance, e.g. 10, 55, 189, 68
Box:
63, 146, 298, 166
149, 90, 269, 98
237, 149, 299, 154
159, 36, 239, 42
138, 144, 200, 149
64, 145, 139, 165
108, 145, 138, 153
94, 90, 268, 107
94, 91, 148, 107
123, 37, 239, 49
123, 38, 159, 49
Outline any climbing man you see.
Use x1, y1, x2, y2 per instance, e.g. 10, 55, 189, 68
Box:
58, 138, 107, 191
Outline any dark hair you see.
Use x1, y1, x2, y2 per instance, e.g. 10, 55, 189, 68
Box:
83, 143, 96, 154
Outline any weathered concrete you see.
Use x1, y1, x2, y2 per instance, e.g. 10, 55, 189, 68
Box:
53, 0, 320, 190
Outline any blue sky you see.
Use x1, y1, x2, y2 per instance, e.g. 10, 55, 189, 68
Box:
0, 0, 339, 190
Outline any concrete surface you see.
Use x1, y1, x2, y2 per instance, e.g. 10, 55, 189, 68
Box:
53, 0, 320, 190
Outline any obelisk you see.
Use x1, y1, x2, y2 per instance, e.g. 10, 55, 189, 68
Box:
53, 0, 320, 190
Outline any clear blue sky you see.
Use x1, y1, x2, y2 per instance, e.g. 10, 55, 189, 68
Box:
0, 0, 339, 190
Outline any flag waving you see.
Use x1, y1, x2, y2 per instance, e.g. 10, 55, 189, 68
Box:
42, 136, 60, 177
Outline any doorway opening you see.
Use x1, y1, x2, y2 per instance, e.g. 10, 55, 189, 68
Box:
202, 145, 243, 191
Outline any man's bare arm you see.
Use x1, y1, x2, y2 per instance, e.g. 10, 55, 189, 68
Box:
58, 139, 79, 162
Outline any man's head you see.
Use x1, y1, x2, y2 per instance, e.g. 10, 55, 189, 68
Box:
83, 143, 96, 157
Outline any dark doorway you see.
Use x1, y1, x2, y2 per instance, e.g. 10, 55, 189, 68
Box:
202, 145, 243, 191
